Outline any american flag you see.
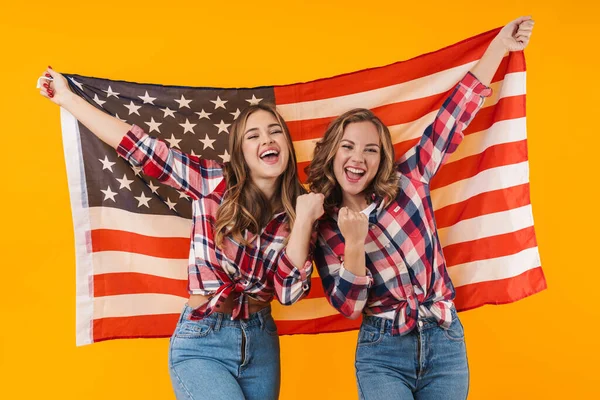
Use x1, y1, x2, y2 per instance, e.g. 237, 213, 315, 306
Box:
60, 27, 546, 345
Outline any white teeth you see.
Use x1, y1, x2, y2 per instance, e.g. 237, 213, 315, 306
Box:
260, 150, 279, 158
346, 167, 365, 174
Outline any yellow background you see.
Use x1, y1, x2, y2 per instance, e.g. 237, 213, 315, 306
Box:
1, 0, 599, 398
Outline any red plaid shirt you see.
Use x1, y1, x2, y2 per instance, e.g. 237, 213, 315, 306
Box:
118, 126, 313, 320
314, 73, 492, 335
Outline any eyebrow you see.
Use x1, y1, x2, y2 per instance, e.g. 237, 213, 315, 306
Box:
244, 123, 282, 135
340, 139, 379, 147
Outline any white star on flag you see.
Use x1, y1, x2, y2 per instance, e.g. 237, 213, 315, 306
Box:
214, 120, 231, 134
93, 94, 106, 107
147, 181, 160, 194
124, 101, 142, 116
200, 134, 216, 150
115, 113, 127, 122
179, 191, 190, 200
132, 166, 143, 176
230, 108, 241, 120
103, 86, 120, 98
210, 96, 227, 110
145, 117, 162, 133
134, 192, 151, 208
165, 197, 177, 210
174, 95, 192, 109
68, 77, 84, 91
190, 149, 200, 157
245, 95, 262, 105
116, 174, 134, 190
161, 107, 176, 118
138, 91, 157, 105
179, 119, 197, 134
101, 186, 117, 202
165, 134, 182, 149
195, 109, 212, 120
219, 149, 230, 162
99, 156, 116, 172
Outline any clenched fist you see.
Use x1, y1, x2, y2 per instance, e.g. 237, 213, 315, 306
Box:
338, 207, 369, 245
295, 192, 325, 225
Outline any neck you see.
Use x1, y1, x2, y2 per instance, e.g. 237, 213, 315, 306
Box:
341, 192, 369, 212
253, 176, 279, 202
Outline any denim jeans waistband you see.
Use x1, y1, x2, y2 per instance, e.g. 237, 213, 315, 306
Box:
179, 303, 273, 330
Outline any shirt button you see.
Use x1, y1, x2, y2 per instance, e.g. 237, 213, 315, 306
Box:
370, 224, 376, 230
302, 284, 310, 291
418, 320, 423, 328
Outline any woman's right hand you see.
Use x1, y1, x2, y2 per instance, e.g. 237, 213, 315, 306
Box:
295, 192, 325, 225
338, 207, 369, 245
39, 67, 74, 107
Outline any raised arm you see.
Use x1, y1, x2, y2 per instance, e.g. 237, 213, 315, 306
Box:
398, 16, 534, 182
273, 192, 324, 305
39, 68, 223, 199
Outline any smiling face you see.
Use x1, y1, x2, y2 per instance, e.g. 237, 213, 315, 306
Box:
333, 120, 381, 209
241, 109, 290, 185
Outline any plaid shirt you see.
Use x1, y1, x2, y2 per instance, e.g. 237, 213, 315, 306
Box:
314, 73, 492, 335
117, 126, 313, 320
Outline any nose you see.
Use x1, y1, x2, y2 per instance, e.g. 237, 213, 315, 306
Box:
350, 149, 365, 164
261, 133, 274, 145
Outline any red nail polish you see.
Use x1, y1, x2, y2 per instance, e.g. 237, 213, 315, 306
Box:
43, 83, 49, 88
45, 73, 51, 77
49, 93, 54, 98
48, 66, 53, 69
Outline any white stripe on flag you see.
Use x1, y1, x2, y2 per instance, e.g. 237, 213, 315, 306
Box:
437, 205, 534, 246
447, 117, 527, 163
61, 108, 94, 346
430, 161, 530, 210
93, 294, 339, 320
89, 206, 191, 237
93, 251, 188, 279
449, 247, 541, 286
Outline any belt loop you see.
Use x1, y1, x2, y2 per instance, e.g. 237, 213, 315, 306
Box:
257, 310, 265, 329
214, 313, 223, 332
379, 317, 386, 335
179, 304, 191, 324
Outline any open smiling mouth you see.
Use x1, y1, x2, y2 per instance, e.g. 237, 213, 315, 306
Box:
260, 149, 280, 164
345, 166, 365, 182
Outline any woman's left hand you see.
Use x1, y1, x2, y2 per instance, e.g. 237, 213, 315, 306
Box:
494, 16, 535, 52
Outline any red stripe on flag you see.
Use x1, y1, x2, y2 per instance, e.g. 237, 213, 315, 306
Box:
274, 28, 502, 104
93, 272, 326, 300
277, 314, 362, 335
431, 140, 529, 190
94, 273, 188, 297
93, 314, 179, 342
454, 267, 547, 312
91, 229, 189, 258
443, 226, 538, 267
434, 184, 532, 229
464, 95, 526, 136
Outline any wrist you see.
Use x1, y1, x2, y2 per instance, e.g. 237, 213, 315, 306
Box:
60, 91, 80, 109
489, 37, 509, 55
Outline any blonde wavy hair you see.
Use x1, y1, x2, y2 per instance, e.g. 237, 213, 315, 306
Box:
306, 108, 398, 214
214, 103, 306, 247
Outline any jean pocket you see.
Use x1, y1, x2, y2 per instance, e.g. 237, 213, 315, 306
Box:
357, 324, 383, 347
443, 316, 465, 342
263, 315, 279, 336
174, 321, 213, 339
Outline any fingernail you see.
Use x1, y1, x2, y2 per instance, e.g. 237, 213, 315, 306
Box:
45, 73, 51, 77
49, 93, 54, 98
43, 83, 49, 88
48, 66, 53, 69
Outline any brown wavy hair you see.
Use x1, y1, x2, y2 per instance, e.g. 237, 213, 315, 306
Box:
306, 108, 398, 214
214, 103, 306, 247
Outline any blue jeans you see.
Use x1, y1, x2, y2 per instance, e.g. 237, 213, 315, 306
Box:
168, 304, 281, 400
355, 309, 469, 400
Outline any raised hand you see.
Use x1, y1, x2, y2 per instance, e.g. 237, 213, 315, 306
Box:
338, 207, 369, 245
295, 192, 325, 225
38, 67, 74, 107
495, 16, 535, 52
